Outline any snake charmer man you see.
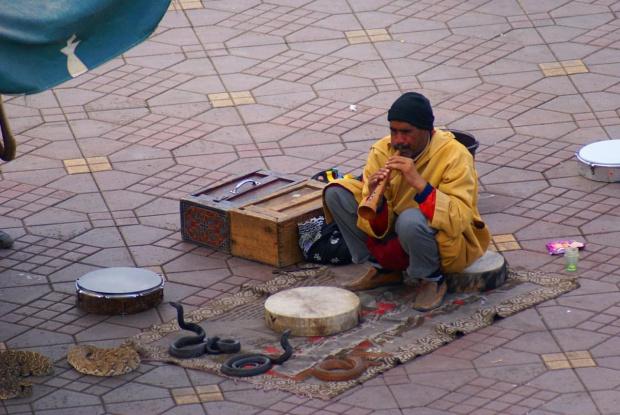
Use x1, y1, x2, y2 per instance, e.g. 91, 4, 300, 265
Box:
323, 92, 491, 311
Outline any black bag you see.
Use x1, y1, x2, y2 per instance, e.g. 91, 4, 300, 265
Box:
297, 168, 356, 265
298, 215, 352, 265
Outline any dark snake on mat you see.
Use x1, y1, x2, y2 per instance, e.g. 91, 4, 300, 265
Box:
169, 302, 241, 358
313, 356, 379, 382
220, 329, 293, 377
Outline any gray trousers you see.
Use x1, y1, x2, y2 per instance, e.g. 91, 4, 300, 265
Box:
324, 186, 440, 279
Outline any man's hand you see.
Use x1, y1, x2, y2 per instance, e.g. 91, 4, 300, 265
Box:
385, 155, 427, 193
366, 167, 391, 197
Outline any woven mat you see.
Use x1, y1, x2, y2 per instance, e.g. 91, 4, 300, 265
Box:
126, 265, 578, 400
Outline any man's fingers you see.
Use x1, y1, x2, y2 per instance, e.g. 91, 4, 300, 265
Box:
385, 160, 403, 172
386, 157, 413, 172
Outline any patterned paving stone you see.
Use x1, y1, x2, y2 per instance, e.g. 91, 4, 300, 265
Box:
208, 91, 255, 107
243, 49, 359, 85
542, 351, 597, 370
273, 98, 385, 134
491, 234, 521, 252
63, 157, 112, 174
215, 4, 325, 38
346, 29, 392, 44
539, 59, 589, 77
169, 0, 203, 11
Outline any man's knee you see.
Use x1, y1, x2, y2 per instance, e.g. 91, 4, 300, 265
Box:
395, 208, 435, 239
324, 186, 355, 211
323, 186, 340, 208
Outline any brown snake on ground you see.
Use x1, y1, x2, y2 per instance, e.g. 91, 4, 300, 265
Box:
313, 356, 380, 382
0, 351, 54, 399
67, 344, 140, 376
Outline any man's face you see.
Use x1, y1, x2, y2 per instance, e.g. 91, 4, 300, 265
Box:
389, 120, 429, 158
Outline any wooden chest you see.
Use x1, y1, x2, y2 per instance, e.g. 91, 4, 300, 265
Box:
229, 180, 326, 267
180, 170, 302, 252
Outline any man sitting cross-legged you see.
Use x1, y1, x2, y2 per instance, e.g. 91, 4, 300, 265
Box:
323, 92, 491, 311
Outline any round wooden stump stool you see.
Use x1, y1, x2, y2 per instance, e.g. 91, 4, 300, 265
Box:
444, 251, 507, 293
265, 287, 361, 336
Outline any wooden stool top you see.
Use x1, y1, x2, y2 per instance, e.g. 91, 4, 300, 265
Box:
445, 251, 507, 293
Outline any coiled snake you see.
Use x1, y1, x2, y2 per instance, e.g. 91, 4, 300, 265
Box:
169, 302, 241, 358
0, 351, 54, 399
313, 356, 379, 382
169, 302, 293, 377
220, 329, 293, 377
67, 344, 140, 376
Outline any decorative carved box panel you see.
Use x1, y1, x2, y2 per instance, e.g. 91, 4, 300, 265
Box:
180, 170, 302, 253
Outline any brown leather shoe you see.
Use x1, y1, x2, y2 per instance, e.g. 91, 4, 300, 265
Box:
411, 278, 447, 311
342, 267, 403, 291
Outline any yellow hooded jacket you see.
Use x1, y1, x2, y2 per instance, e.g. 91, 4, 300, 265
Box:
323, 129, 491, 274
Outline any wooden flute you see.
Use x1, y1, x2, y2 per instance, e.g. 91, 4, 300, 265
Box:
357, 149, 402, 220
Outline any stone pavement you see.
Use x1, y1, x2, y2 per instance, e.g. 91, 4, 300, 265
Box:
1, 0, 620, 413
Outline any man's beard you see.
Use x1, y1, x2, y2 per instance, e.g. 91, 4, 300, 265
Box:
394, 133, 431, 160
394, 143, 414, 158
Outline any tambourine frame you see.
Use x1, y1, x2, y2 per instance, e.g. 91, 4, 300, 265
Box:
75, 267, 164, 315
575, 140, 620, 183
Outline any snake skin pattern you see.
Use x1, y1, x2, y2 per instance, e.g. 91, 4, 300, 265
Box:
0, 351, 54, 399
67, 344, 140, 376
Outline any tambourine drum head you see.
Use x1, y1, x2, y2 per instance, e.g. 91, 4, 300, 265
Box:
577, 140, 620, 165
265, 286, 361, 336
76, 267, 164, 315
576, 140, 620, 182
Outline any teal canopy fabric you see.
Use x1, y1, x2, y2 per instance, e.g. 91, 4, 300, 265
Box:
0, 0, 171, 95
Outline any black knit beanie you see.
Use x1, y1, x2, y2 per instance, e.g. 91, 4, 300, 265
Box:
387, 92, 434, 131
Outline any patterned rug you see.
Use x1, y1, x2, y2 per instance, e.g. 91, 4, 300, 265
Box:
126, 265, 579, 400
